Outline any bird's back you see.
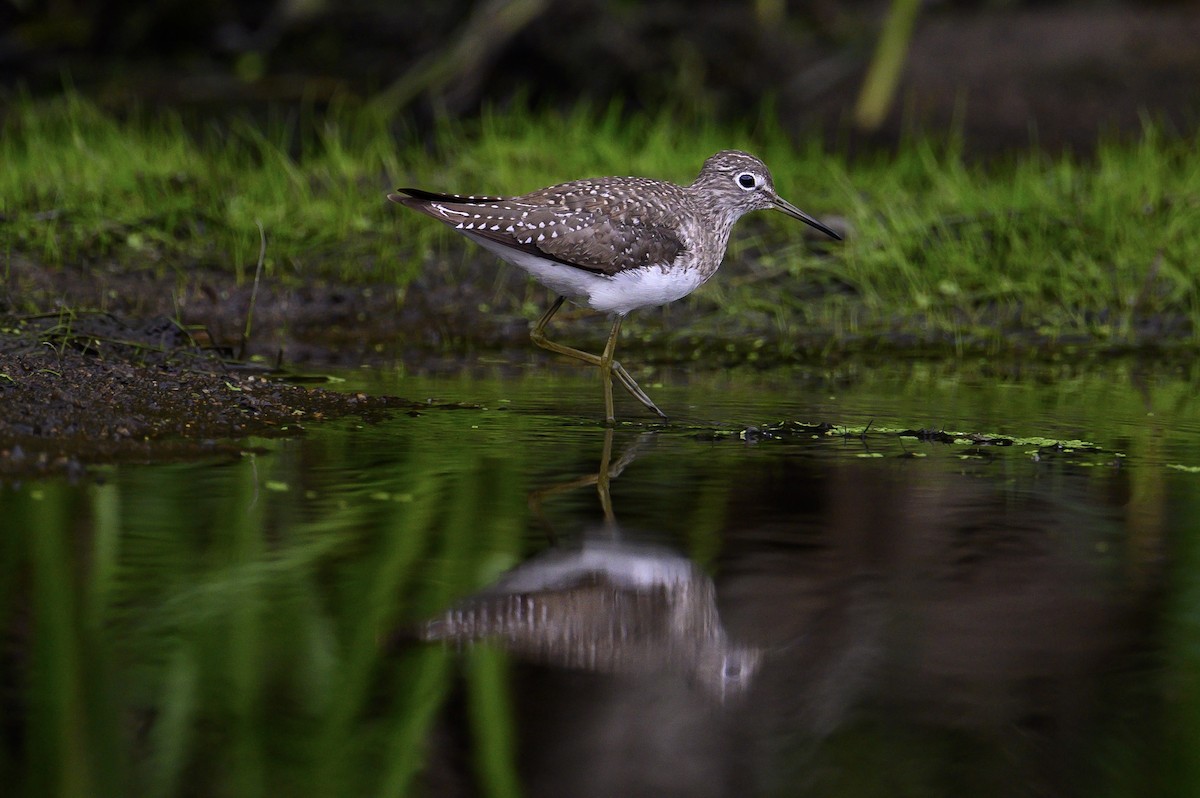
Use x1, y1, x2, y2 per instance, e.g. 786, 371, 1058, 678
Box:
391, 175, 701, 278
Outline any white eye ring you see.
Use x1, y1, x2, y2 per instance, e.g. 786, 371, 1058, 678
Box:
736, 172, 758, 190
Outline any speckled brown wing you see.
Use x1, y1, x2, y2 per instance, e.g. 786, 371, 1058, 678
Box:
390, 178, 688, 276
523, 191, 688, 276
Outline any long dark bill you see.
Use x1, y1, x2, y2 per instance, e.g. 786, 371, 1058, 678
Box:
772, 195, 842, 241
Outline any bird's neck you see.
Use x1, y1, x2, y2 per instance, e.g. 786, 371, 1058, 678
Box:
687, 179, 743, 231
684, 183, 741, 262
676, 183, 739, 267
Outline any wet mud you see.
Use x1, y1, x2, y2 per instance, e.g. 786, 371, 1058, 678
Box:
0, 312, 423, 480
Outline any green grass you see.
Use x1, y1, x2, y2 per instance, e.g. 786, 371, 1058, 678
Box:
1, 93, 409, 283
3, 91, 1199, 351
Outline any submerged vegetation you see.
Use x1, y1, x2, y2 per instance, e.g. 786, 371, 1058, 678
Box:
3, 92, 1199, 355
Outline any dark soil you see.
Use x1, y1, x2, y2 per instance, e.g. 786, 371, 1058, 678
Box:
0, 312, 430, 481
6, 245, 1194, 370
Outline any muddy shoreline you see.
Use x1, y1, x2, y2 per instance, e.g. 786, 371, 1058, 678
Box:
0, 311, 428, 481
3, 248, 1193, 481
8, 252, 1193, 366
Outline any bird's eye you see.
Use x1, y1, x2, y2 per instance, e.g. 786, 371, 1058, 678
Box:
736, 172, 758, 190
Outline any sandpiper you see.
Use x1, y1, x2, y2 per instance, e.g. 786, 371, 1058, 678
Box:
389, 150, 841, 422
419, 538, 762, 702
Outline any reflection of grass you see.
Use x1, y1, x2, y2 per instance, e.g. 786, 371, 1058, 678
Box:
4, 94, 1200, 349
1, 357, 1198, 794
0, 421, 531, 796
1163, 485, 1200, 797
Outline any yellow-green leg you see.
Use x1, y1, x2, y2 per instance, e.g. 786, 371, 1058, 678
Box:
598, 314, 622, 423
529, 296, 666, 422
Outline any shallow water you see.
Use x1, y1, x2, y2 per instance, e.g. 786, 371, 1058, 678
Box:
3, 359, 1199, 797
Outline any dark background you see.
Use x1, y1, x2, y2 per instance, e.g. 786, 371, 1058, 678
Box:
2, 0, 1199, 154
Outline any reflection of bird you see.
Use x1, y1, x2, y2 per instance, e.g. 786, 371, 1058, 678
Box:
421, 540, 760, 701
390, 151, 840, 422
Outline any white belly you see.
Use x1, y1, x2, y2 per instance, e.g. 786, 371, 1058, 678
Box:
464, 233, 711, 315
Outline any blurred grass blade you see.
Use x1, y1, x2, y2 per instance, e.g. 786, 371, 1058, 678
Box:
146, 644, 200, 798
26, 485, 94, 797
314, 463, 442, 793
854, 0, 921, 131
467, 646, 522, 798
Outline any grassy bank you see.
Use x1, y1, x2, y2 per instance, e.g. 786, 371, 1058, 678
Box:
3, 92, 1199, 356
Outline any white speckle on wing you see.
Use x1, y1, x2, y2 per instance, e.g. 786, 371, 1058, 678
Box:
434, 203, 469, 218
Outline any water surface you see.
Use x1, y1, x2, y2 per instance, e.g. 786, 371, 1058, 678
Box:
3, 359, 1198, 797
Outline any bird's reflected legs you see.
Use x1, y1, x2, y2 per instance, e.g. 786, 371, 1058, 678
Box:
595, 426, 616, 527
529, 296, 667, 422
